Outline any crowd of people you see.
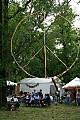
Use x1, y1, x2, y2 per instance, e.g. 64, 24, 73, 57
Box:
7, 88, 62, 110
20, 89, 51, 107
61, 89, 80, 106
6, 89, 52, 110
19, 89, 62, 106
7, 88, 80, 111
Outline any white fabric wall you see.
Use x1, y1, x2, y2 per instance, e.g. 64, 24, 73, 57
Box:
20, 83, 54, 97
20, 83, 64, 98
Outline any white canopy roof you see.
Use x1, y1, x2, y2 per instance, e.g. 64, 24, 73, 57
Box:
18, 78, 52, 84
7, 81, 17, 86
62, 77, 80, 89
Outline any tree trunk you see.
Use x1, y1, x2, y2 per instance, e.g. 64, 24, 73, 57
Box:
52, 78, 58, 92
0, 0, 9, 107
0, 0, 3, 107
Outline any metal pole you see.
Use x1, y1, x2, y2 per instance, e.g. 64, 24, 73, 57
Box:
9, 81, 10, 95
44, 12, 46, 78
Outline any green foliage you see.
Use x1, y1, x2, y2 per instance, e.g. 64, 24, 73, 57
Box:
0, 0, 80, 107
1, 0, 79, 84
7, 0, 80, 83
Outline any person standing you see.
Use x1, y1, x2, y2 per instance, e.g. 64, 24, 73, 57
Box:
67, 91, 71, 104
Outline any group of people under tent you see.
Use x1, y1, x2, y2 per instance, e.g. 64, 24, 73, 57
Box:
6, 88, 61, 110
21, 89, 51, 107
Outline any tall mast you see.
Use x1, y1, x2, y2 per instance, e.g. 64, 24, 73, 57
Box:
44, 12, 46, 78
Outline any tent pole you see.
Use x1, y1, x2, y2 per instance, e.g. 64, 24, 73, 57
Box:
76, 87, 78, 106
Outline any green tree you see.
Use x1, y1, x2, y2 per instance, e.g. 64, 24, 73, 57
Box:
9, 0, 80, 82
0, 0, 9, 106
0, 0, 32, 107
0, 0, 80, 107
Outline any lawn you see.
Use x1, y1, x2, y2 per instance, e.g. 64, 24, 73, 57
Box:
0, 103, 80, 120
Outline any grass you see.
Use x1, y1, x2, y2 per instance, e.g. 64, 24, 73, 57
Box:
0, 103, 80, 120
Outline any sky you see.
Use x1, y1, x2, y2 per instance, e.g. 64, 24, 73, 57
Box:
70, 0, 80, 28
55, 0, 80, 28
15, 0, 80, 28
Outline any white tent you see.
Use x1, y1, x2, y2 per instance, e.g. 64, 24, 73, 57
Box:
7, 81, 17, 86
62, 77, 80, 89
18, 78, 52, 84
18, 76, 61, 84
17, 77, 63, 97
18, 78, 53, 96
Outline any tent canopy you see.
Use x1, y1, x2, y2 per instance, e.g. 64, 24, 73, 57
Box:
7, 81, 17, 86
62, 77, 80, 89
18, 78, 52, 84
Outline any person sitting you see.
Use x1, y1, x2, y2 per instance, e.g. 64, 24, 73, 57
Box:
38, 89, 45, 106
14, 102, 20, 110
29, 95, 34, 106
11, 95, 20, 110
14, 96, 18, 102
34, 93, 40, 106
11, 94, 18, 102
54, 92, 58, 105
39, 89, 43, 98
44, 94, 51, 105
26, 94, 33, 106
7, 103, 13, 110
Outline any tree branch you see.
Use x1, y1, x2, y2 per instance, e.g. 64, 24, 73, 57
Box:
25, 0, 31, 9
8, 0, 32, 20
